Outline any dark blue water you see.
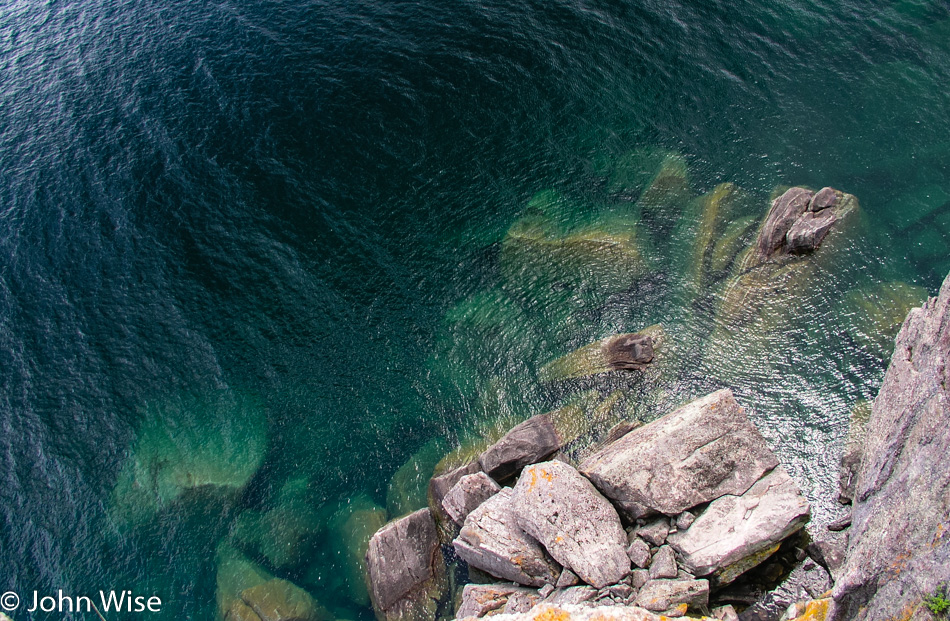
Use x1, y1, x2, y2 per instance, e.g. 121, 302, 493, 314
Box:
1, 0, 948, 619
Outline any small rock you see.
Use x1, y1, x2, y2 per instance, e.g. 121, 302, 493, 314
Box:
454, 584, 520, 619
429, 461, 482, 540
442, 472, 501, 526
808, 187, 838, 212
649, 546, 678, 580
555, 569, 579, 589
637, 519, 670, 546
659, 603, 689, 618
453, 488, 561, 587
478, 414, 562, 483
501, 590, 539, 614
511, 461, 629, 588
538, 584, 554, 599
626, 538, 652, 569
675, 511, 696, 531
711, 604, 740, 620
546, 586, 598, 606
827, 515, 851, 532
629, 569, 650, 589
634, 579, 709, 612
607, 584, 633, 599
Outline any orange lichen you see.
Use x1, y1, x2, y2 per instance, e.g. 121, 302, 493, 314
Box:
531, 605, 571, 621
788, 598, 831, 621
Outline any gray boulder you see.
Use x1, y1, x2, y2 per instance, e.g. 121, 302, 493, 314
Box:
833, 272, 950, 621
429, 461, 483, 541
634, 579, 709, 612
453, 488, 561, 587
442, 472, 501, 526
365, 509, 448, 621
511, 461, 629, 588
579, 389, 778, 519
756, 187, 813, 258
501, 590, 540, 614
478, 414, 562, 483
626, 538, 652, 569
667, 467, 810, 585
636, 519, 670, 546
545, 587, 598, 607
455, 584, 521, 619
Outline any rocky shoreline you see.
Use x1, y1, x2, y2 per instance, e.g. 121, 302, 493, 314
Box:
354, 186, 950, 621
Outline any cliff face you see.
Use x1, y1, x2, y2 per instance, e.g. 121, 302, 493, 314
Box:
833, 272, 950, 620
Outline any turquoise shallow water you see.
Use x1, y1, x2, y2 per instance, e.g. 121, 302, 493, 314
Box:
0, 0, 948, 619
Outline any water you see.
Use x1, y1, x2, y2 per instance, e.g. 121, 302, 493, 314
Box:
0, 0, 948, 619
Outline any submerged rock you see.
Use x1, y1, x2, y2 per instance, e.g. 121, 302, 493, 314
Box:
667, 467, 810, 585
111, 390, 267, 528
833, 272, 950, 621
580, 389, 778, 519
839, 281, 928, 359
511, 461, 629, 589
328, 494, 388, 607
479, 414, 562, 483
216, 543, 275, 621
454, 488, 562, 587
366, 509, 449, 621
388, 438, 450, 518
239, 579, 328, 621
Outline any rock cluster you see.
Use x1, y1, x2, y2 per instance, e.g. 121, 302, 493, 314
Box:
364, 388, 812, 621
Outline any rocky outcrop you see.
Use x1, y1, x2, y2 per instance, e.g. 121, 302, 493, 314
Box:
667, 467, 810, 584
453, 488, 562, 587
832, 272, 950, 620
538, 331, 656, 382
579, 389, 778, 519
479, 414, 562, 482
511, 461, 629, 588
365, 509, 448, 621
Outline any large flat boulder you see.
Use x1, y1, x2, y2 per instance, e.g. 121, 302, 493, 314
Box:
667, 467, 810, 584
478, 414, 562, 483
365, 509, 448, 621
832, 272, 950, 620
579, 389, 778, 518
453, 488, 561, 587
511, 461, 629, 588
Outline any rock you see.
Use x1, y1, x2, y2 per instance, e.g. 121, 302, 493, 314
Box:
580, 389, 779, 519
429, 461, 483, 541
636, 153, 694, 232
809, 187, 838, 212
538, 584, 555, 599
634, 579, 709, 612
825, 515, 850, 532
785, 598, 833, 621
636, 519, 670, 547
546, 587, 598, 607
110, 390, 267, 527
756, 187, 814, 259
502, 590, 540, 614
454, 488, 561, 587
648, 546, 678, 580
231, 477, 328, 572
556, 569, 580, 589
837, 402, 871, 505
226, 601, 264, 621
832, 272, 950, 621
785, 209, 837, 254
667, 467, 810, 585
675, 512, 695, 531
455, 584, 521, 619
805, 531, 847, 583
328, 494, 388, 606
387, 438, 449, 518
216, 543, 275, 620
839, 281, 928, 359
240, 579, 326, 621
658, 604, 689, 618
629, 569, 650, 589
511, 461, 629, 589
479, 414, 562, 483
740, 561, 832, 621
711, 604, 739, 621
626, 538, 652, 569
442, 472, 502, 525
366, 509, 449, 621
539, 331, 655, 382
